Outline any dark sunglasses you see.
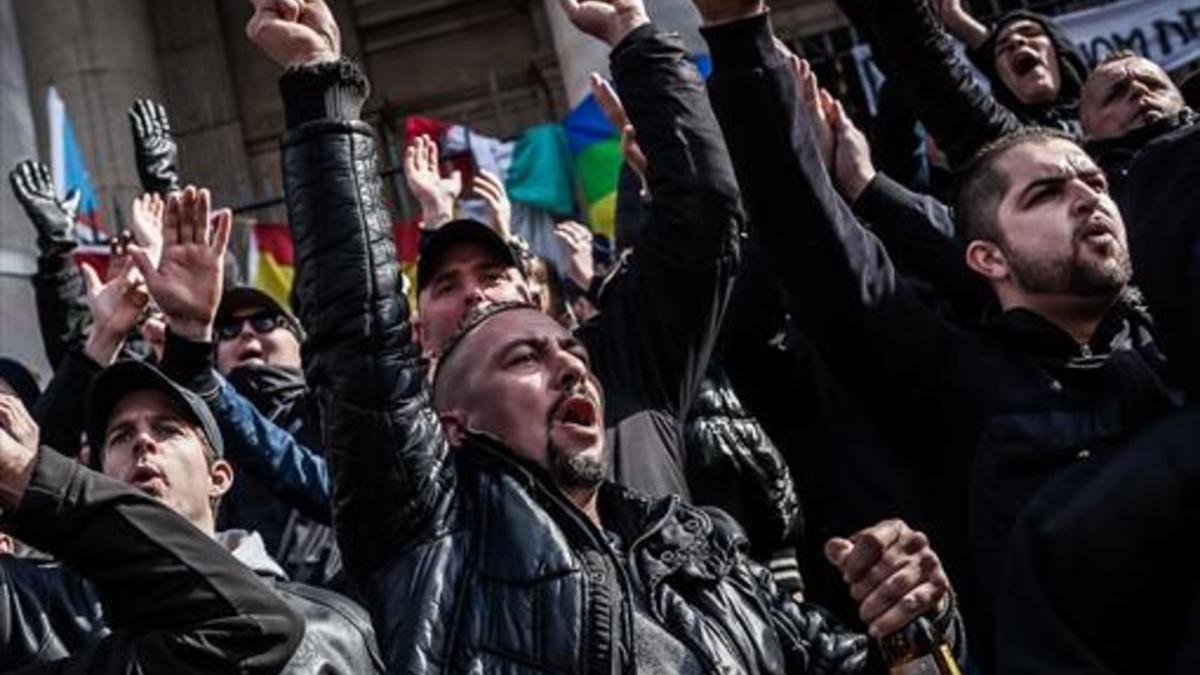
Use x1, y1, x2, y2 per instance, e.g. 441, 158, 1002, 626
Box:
216, 311, 288, 341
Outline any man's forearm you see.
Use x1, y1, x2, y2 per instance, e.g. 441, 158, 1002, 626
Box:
279, 59, 453, 579
6, 448, 301, 672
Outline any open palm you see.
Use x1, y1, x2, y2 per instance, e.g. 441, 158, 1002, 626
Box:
131, 186, 232, 341
82, 252, 149, 343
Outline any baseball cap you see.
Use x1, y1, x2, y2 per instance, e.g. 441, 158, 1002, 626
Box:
416, 219, 522, 293
216, 286, 303, 339
86, 360, 224, 467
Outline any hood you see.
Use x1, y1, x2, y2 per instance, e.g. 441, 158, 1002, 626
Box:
976, 11, 1089, 123
218, 529, 288, 581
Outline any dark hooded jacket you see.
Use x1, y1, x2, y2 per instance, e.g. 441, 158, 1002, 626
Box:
997, 405, 1200, 675
844, 0, 1087, 167
701, 12, 1180, 670
1087, 111, 1200, 395
970, 10, 1088, 133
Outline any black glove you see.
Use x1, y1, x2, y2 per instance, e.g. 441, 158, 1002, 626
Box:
129, 99, 181, 195
9, 160, 80, 256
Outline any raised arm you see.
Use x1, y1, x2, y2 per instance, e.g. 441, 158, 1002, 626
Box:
837, 0, 1021, 167
0, 398, 302, 674
244, 0, 454, 581
9, 161, 89, 370
561, 0, 744, 422
700, 10, 959, 405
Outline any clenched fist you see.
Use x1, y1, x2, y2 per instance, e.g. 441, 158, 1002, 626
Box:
245, 0, 341, 68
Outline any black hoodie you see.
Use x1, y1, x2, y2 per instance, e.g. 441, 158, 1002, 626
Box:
970, 10, 1089, 134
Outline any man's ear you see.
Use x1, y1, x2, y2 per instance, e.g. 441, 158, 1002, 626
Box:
439, 411, 467, 448
209, 459, 235, 500
965, 239, 1010, 282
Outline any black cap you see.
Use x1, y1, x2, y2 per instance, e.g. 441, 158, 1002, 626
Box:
86, 361, 224, 466
0, 358, 40, 410
216, 286, 303, 339
417, 219, 522, 293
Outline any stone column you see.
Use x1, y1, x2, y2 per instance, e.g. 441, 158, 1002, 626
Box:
14, 0, 165, 231
0, 0, 49, 376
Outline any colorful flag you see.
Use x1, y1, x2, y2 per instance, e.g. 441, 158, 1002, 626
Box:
47, 86, 104, 244
245, 221, 295, 310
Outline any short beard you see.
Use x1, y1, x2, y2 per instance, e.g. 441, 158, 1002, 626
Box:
549, 442, 605, 490
1005, 238, 1131, 298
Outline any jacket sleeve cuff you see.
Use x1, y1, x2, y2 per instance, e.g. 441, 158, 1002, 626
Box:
609, 23, 659, 66
701, 12, 779, 74
279, 57, 369, 129
852, 173, 905, 223
161, 330, 221, 400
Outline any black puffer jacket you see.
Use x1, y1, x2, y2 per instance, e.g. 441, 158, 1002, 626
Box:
844, 0, 1084, 167
275, 27, 935, 673
684, 363, 803, 573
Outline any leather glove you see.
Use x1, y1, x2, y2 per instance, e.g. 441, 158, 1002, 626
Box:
9, 160, 80, 256
128, 98, 181, 195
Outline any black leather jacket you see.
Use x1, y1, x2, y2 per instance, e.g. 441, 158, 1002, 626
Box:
274, 26, 937, 674
684, 364, 803, 572
0, 483, 378, 675
0, 449, 302, 673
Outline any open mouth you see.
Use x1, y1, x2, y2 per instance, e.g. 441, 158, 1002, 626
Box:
129, 464, 166, 493
553, 393, 599, 429
1012, 50, 1043, 76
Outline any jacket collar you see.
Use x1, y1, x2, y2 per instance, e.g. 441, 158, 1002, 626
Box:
218, 529, 288, 581
1087, 109, 1197, 176
986, 290, 1146, 361
463, 431, 741, 585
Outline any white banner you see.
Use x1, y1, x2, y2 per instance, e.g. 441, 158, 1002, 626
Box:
1057, 0, 1200, 71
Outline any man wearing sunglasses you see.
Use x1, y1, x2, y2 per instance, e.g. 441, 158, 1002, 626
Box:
156, 235, 340, 592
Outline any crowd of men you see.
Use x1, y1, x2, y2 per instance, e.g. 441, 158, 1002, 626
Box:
0, 0, 1193, 672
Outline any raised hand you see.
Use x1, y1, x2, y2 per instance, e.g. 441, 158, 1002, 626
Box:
827, 97, 877, 202
786, 53, 835, 172
130, 186, 232, 342
554, 221, 596, 290
245, 0, 341, 68
688, 0, 765, 27
81, 239, 151, 367
129, 192, 166, 268
404, 135, 461, 230
471, 170, 512, 240
0, 394, 39, 511
825, 519, 953, 638
8, 160, 80, 254
590, 73, 647, 192
128, 99, 181, 195
558, 0, 650, 47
